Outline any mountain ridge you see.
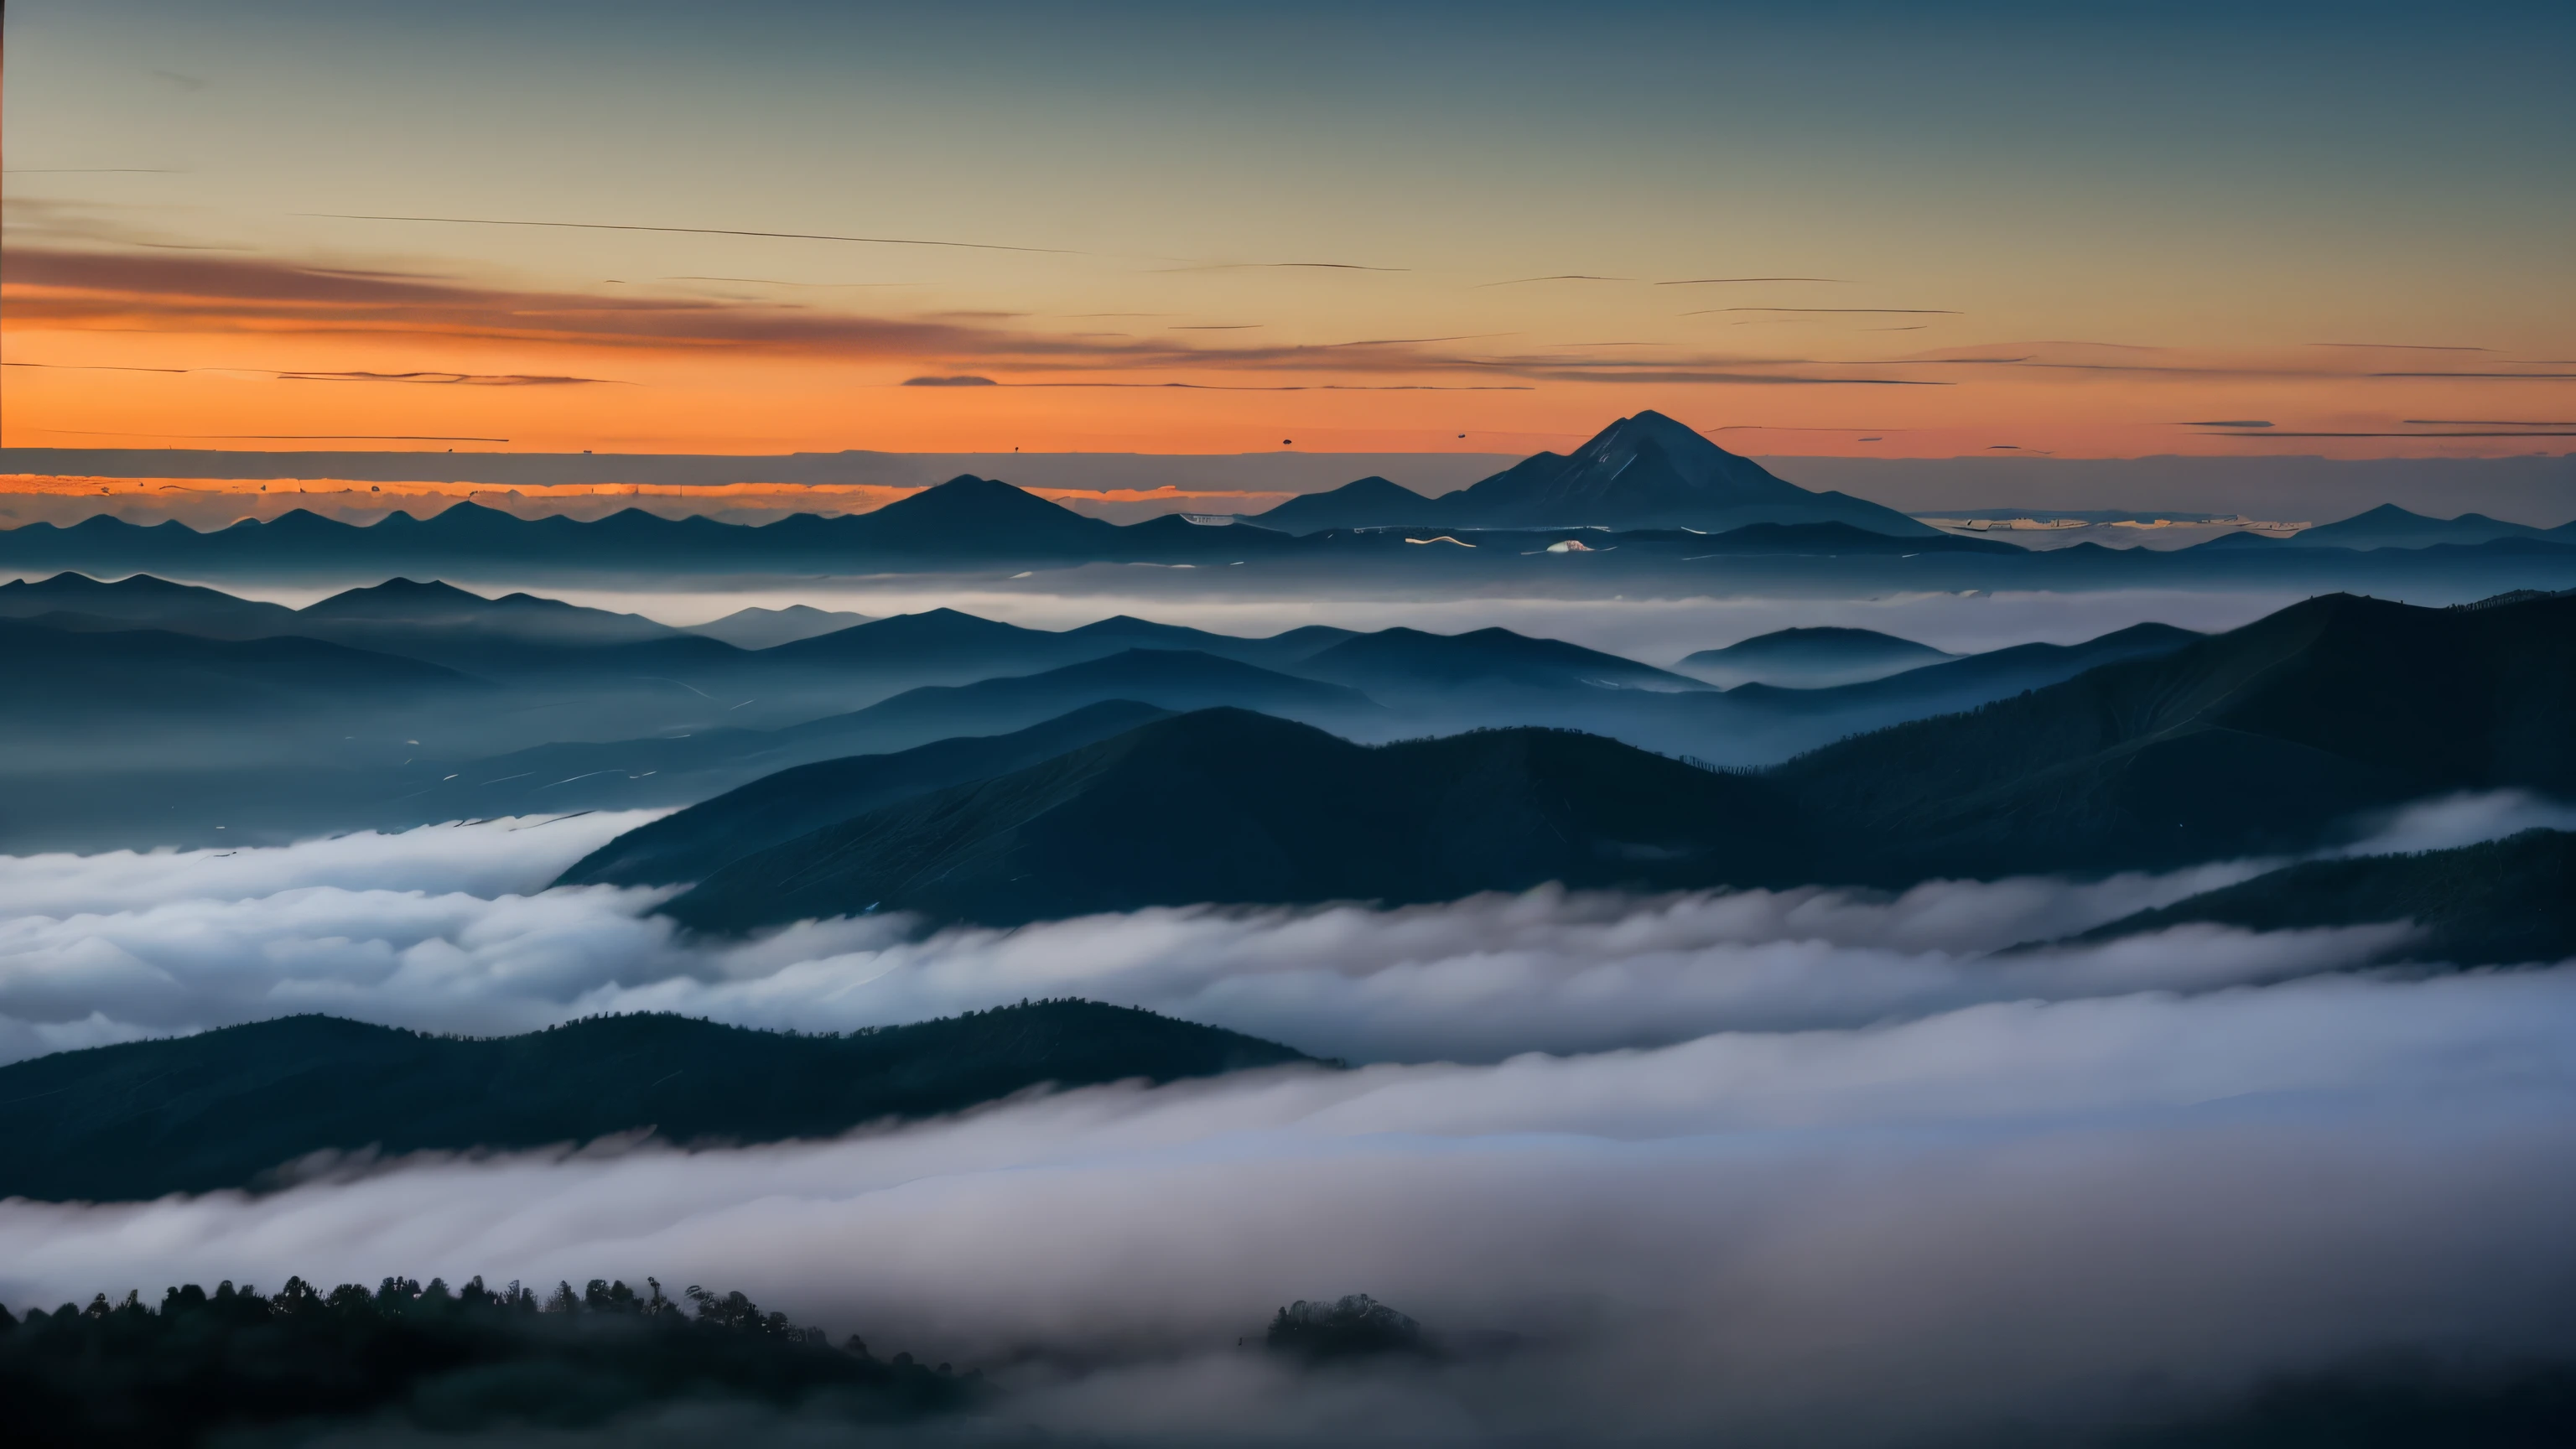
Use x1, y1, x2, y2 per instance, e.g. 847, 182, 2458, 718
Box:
661, 707, 1803, 930
0, 1004, 1317, 1202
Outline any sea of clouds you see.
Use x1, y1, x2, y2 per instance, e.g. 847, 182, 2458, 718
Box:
3, 794, 2574, 1443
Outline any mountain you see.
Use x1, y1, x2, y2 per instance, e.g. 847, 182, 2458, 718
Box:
2451, 586, 2576, 612
766, 608, 1358, 681
0, 571, 302, 637
1726, 623, 2198, 718
0, 1004, 1316, 1202
555, 701, 1173, 887
1428, 412, 1943, 535
1774, 591, 2576, 880
1292, 620, 2205, 771
284, 579, 745, 678
839, 473, 1117, 553
1108, 512, 1306, 558
1680, 626, 1955, 688
761, 606, 1071, 674
299, 576, 683, 644
0, 482, 1121, 574
2288, 504, 2543, 549
1251, 476, 1445, 532
576, 592, 2575, 929
2064, 828, 2576, 969
809, 648, 1378, 749
1293, 626, 1703, 695
659, 708, 1803, 930
682, 603, 875, 649
362, 643, 1378, 830
377, 619, 2199, 831
0, 615, 483, 724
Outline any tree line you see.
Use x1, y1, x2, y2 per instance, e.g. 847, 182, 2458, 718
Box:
0, 1271, 979, 1448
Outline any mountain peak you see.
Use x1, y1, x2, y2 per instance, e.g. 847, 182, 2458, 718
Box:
1249, 475, 1441, 532
1597, 408, 1716, 451
1438, 413, 1935, 535
305, 577, 491, 613
854, 475, 1114, 551
876, 475, 1066, 517
6, 570, 197, 596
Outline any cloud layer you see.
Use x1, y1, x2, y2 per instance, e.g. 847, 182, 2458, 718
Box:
5, 797, 2576, 1441
5, 967, 2574, 1444
5, 792, 2567, 1068
0, 814, 2327, 1066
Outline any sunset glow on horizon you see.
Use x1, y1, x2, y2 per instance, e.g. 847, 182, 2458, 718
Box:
5, 2, 2570, 461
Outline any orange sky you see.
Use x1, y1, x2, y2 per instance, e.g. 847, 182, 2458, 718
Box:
5, 5, 2571, 463
7, 250, 2569, 460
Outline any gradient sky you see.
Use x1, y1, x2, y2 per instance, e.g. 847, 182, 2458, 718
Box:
5, 0, 2572, 457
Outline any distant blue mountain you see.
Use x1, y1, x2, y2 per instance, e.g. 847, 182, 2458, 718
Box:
2286, 503, 2543, 549
1252, 476, 1445, 531
1680, 626, 1954, 687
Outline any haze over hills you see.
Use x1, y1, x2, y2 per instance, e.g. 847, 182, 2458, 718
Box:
557, 701, 1176, 888
589, 590, 2575, 927
300, 576, 683, 644
0, 569, 304, 636
762, 647, 1380, 756
300, 651, 1363, 834
682, 603, 875, 649
1292, 626, 1706, 696
0, 565, 2245, 849
1711, 622, 2199, 724
0, 616, 483, 729
0, 1004, 1317, 1202
1315, 618, 2205, 765
8, 563, 2573, 867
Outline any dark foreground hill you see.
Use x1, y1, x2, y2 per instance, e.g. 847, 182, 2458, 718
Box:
663, 708, 1802, 930
1776, 591, 2576, 880
0, 1004, 1317, 1202
2068, 829, 2576, 968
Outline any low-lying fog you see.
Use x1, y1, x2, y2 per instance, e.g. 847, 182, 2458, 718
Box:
3, 797, 2573, 1444
106, 574, 2317, 665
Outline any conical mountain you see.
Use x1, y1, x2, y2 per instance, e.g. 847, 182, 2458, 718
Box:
1437, 411, 1938, 535
850, 475, 1117, 553
1252, 475, 1446, 532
